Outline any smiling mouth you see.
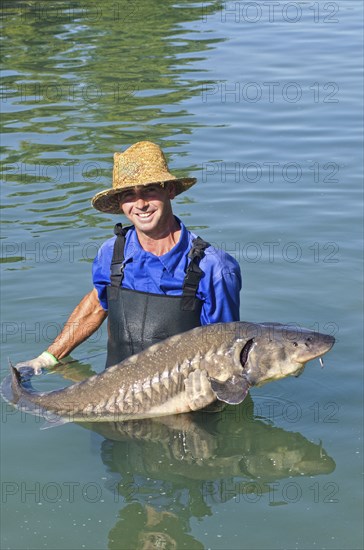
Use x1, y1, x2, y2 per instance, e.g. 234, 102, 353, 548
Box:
135, 211, 154, 219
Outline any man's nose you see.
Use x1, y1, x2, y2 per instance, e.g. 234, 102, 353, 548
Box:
134, 195, 148, 209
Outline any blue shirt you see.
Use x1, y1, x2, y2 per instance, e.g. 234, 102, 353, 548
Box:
92, 219, 241, 324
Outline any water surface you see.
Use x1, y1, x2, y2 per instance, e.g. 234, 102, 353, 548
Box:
1, 1, 363, 549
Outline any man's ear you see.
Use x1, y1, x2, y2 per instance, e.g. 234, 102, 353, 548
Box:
166, 181, 177, 199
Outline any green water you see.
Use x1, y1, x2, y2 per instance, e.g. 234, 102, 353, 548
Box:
1, 1, 363, 549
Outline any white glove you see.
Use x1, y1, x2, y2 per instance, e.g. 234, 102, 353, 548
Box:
14, 351, 58, 375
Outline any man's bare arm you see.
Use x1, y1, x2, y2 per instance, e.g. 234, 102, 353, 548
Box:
47, 288, 108, 360
14, 288, 108, 373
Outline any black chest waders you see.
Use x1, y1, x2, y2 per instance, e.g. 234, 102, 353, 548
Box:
105, 224, 209, 368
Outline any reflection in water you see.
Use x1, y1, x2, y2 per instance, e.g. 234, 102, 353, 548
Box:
82, 395, 335, 549
109, 502, 203, 550
1, 0, 224, 235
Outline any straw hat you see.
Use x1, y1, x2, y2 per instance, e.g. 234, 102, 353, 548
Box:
91, 141, 197, 214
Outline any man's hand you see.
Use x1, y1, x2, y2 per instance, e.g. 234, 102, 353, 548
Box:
14, 351, 58, 375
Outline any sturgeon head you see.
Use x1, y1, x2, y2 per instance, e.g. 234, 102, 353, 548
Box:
204, 322, 335, 404
234, 323, 335, 386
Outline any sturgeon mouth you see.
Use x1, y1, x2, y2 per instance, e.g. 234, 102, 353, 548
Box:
294, 365, 306, 378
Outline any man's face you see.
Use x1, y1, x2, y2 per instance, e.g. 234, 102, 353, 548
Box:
118, 183, 176, 236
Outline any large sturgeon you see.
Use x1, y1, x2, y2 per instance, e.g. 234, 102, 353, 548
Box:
1, 322, 335, 425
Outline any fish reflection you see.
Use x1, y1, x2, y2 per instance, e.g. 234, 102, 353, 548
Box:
86, 396, 335, 481
82, 395, 335, 549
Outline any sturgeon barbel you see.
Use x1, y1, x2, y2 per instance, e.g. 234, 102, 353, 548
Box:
1, 322, 335, 425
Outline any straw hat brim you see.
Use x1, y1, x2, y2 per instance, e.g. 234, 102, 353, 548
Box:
91, 177, 196, 214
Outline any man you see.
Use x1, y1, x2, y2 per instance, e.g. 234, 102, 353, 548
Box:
16, 141, 241, 372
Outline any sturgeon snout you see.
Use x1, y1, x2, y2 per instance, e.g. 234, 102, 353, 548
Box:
236, 325, 335, 387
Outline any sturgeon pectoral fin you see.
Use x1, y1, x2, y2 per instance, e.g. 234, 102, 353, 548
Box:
210, 375, 250, 404
184, 369, 217, 411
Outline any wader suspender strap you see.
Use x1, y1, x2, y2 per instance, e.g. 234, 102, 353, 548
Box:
182, 236, 209, 311
109, 223, 132, 298
109, 223, 209, 308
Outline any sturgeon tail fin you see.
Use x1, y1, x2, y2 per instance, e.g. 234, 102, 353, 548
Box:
10, 365, 23, 403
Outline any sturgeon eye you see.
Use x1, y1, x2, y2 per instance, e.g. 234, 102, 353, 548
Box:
240, 339, 254, 368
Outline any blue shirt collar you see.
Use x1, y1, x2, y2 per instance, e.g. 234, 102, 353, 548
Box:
123, 217, 191, 274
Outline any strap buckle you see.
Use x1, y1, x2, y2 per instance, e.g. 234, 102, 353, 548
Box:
110, 263, 125, 277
